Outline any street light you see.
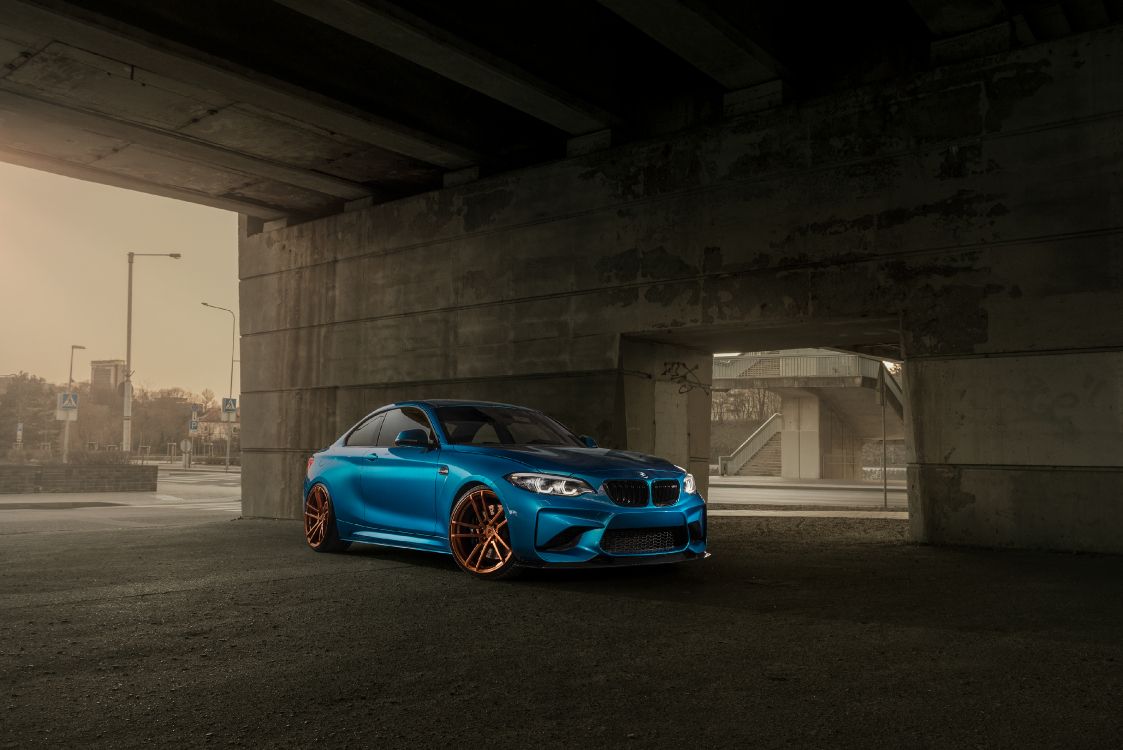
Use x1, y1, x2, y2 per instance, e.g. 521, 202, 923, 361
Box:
201, 301, 237, 472
123, 252, 181, 457
62, 344, 85, 464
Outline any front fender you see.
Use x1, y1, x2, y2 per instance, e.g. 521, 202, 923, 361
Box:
439, 454, 539, 560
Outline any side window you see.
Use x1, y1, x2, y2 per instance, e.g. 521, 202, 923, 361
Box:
345, 414, 384, 446
376, 407, 435, 447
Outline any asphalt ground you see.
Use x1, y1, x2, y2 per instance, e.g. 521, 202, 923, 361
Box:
3, 514, 1121, 748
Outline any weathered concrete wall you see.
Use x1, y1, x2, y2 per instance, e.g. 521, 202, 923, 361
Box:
241, 27, 1123, 551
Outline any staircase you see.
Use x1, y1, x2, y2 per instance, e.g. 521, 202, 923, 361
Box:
718, 412, 783, 476
738, 433, 781, 476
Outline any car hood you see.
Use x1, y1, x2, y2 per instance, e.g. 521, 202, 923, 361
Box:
451, 444, 680, 477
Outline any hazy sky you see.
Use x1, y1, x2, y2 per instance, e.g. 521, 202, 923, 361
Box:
0, 162, 240, 398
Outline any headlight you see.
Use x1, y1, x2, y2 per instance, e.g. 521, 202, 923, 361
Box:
683, 473, 696, 494
506, 473, 594, 496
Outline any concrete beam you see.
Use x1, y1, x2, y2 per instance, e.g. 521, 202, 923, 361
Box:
0, 84, 374, 201
3, 0, 479, 168
273, 0, 618, 136
596, 0, 786, 90
907, 0, 1007, 37
0, 145, 288, 219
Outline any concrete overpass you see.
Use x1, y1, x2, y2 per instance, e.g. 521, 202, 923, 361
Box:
2, 1, 1121, 553
715, 350, 905, 479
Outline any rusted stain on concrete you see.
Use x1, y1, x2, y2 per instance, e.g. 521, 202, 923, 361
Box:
596, 246, 697, 284
643, 281, 699, 308
579, 142, 705, 202
463, 187, 515, 232
982, 59, 1054, 132
772, 188, 1005, 252
702, 246, 723, 273
936, 143, 1002, 180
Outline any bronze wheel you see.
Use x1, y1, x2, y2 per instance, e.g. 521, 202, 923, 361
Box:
304, 484, 350, 553
449, 487, 517, 578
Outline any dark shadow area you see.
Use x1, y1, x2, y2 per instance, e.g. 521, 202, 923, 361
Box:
4, 517, 1120, 747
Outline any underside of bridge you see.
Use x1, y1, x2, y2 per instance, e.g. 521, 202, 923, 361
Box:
2, 1, 1121, 552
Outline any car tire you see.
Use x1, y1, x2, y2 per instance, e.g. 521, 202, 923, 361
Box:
449, 487, 519, 580
304, 483, 351, 553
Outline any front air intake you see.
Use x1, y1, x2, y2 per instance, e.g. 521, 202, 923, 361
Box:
601, 527, 687, 554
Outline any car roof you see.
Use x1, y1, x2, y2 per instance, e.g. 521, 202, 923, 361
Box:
396, 399, 531, 410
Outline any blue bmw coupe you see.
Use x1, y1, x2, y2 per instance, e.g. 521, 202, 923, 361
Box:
303, 400, 707, 578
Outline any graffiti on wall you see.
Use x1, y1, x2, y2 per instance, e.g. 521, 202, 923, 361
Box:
661, 361, 710, 395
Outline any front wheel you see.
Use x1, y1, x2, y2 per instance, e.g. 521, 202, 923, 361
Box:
449, 487, 518, 579
304, 484, 350, 553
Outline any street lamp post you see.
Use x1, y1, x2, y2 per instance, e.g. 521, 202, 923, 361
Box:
124, 252, 181, 457
202, 302, 236, 472
62, 344, 85, 464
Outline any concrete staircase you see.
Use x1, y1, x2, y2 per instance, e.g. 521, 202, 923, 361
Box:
737, 433, 782, 476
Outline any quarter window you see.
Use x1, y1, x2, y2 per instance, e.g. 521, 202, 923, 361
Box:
345, 414, 384, 446
376, 407, 435, 447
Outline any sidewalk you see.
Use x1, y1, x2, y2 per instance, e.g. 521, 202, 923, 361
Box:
710, 474, 906, 492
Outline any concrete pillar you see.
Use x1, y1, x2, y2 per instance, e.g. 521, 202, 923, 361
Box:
906, 352, 1123, 553
619, 338, 712, 497
779, 392, 862, 480
780, 394, 822, 479
821, 408, 862, 480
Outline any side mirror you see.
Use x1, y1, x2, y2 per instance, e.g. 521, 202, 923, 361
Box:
579, 435, 598, 448
395, 429, 430, 448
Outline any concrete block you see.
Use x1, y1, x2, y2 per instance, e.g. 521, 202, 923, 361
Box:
566, 129, 611, 157
908, 351, 1123, 468
910, 463, 1123, 553
723, 80, 783, 117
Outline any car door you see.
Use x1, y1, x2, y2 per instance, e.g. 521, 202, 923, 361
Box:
360, 407, 443, 537
332, 413, 385, 527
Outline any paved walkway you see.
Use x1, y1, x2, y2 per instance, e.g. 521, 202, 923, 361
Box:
710, 474, 907, 491
0, 468, 240, 535
708, 474, 908, 514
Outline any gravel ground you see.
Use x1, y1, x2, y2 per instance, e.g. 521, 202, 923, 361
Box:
2, 516, 1121, 748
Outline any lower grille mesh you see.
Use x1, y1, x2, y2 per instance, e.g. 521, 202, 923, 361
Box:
601, 527, 686, 554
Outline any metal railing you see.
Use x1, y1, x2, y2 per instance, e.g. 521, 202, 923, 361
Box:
718, 412, 783, 476
714, 351, 893, 380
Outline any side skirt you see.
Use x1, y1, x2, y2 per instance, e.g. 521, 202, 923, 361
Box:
346, 528, 451, 554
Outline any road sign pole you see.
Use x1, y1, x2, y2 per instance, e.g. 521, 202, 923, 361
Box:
62, 344, 85, 465
124, 252, 182, 460
123, 252, 133, 457
204, 302, 237, 474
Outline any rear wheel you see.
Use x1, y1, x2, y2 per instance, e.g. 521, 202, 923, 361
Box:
449, 487, 517, 579
304, 484, 350, 553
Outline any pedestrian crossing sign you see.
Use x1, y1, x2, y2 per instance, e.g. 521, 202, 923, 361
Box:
222, 398, 237, 412
58, 391, 79, 410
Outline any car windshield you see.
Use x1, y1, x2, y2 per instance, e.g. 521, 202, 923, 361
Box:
435, 405, 584, 447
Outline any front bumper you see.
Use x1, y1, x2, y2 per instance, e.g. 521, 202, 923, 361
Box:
500, 484, 708, 566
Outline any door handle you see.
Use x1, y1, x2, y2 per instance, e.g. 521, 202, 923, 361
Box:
365, 453, 379, 461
